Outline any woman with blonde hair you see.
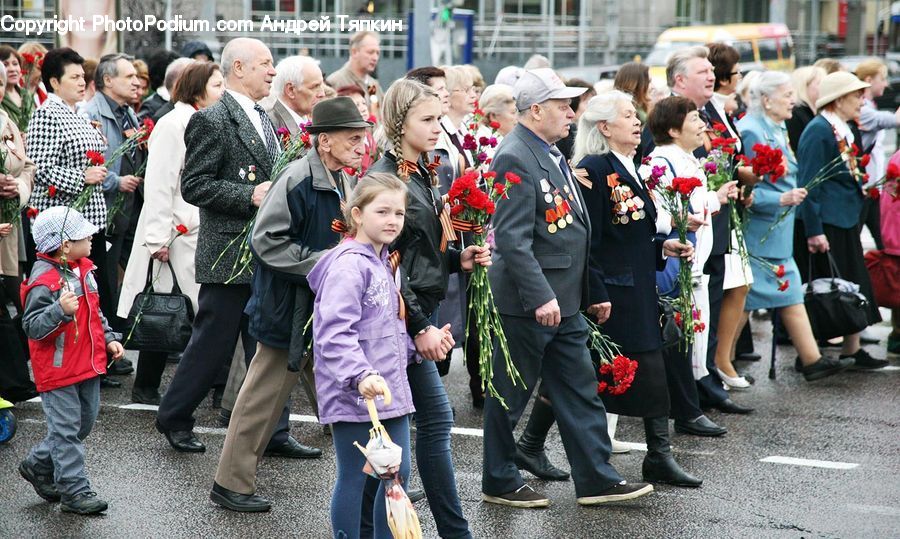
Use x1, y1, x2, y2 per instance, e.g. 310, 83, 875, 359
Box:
786, 66, 826, 153
365, 78, 489, 539
439, 65, 478, 168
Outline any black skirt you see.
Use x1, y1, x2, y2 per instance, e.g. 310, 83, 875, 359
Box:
597, 348, 669, 418
794, 220, 882, 325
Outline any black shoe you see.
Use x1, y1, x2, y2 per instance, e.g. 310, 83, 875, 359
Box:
673, 415, 727, 437
217, 409, 231, 428
514, 446, 570, 481
483, 484, 549, 508
211, 387, 224, 409
735, 352, 761, 362
155, 419, 205, 453
60, 491, 108, 515
131, 387, 161, 405
642, 455, 703, 487
794, 356, 803, 372
841, 349, 890, 371
19, 461, 60, 502
577, 481, 653, 505
407, 488, 426, 503
263, 436, 322, 459
710, 398, 754, 415
119, 357, 134, 368
210, 482, 271, 512
802, 356, 854, 381
99, 377, 122, 389
106, 361, 134, 376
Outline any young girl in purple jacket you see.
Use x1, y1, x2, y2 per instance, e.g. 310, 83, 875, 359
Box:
307, 173, 418, 538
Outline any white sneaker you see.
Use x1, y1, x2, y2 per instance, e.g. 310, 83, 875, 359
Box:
716, 368, 751, 390
610, 438, 631, 454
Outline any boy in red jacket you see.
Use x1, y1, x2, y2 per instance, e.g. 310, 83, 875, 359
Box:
18, 206, 123, 515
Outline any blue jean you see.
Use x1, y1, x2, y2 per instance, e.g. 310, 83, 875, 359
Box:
331, 416, 411, 539
26, 376, 101, 499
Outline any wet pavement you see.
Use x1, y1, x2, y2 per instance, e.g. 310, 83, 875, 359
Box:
1, 311, 898, 538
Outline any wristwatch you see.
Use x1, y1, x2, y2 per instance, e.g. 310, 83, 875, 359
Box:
416, 325, 433, 337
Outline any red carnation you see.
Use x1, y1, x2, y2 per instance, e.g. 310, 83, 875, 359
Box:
712, 122, 727, 134
670, 177, 702, 197
775, 264, 786, 278
597, 355, 638, 396
778, 279, 790, 292
176, 224, 189, 235
489, 121, 500, 130
867, 188, 880, 200
47, 185, 57, 197
851, 143, 860, 156
483, 171, 497, 180
505, 171, 521, 184
26, 207, 38, 219
860, 153, 871, 168
493, 183, 506, 197
86, 150, 105, 166
888, 162, 900, 180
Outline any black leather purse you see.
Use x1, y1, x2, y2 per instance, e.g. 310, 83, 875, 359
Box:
658, 296, 683, 349
804, 252, 870, 341
124, 259, 195, 352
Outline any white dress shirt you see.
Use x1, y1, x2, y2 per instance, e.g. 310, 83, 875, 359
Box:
227, 89, 265, 141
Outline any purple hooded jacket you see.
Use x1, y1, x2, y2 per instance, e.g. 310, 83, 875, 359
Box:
307, 238, 417, 424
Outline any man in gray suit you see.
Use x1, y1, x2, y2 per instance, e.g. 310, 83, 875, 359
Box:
266, 55, 325, 137
482, 69, 653, 508
155, 38, 280, 460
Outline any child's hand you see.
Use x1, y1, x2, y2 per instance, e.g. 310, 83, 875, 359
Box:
107, 341, 124, 361
59, 290, 78, 315
358, 374, 388, 400
0, 223, 12, 237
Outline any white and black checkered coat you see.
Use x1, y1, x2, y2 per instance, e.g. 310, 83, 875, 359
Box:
26, 95, 109, 228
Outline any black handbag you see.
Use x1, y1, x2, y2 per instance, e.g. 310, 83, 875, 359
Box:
123, 259, 195, 352
804, 252, 870, 341
658, 296, 683, 349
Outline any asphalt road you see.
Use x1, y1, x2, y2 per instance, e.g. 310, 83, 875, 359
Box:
1, 311, 898, 538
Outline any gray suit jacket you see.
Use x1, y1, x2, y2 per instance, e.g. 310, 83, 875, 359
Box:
181, 91, 275, 285
488, 123, 590, 318
266, 99, 301, 138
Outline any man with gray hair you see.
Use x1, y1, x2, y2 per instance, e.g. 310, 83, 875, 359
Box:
266, 55, 325, 137
326, 30, 383, 111
482, 68, 653, 508
81, 52, 144, 360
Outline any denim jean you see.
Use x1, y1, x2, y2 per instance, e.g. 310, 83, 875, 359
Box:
331, 416, 410, 539
26, 376, 101, 499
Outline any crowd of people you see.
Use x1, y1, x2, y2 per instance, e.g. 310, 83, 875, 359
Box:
0, 29, 897, 536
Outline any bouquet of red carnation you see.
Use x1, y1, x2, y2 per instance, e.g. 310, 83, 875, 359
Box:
212, 121, 316, 283
862, 159, 900, 202
447, 169, 523, 407
11, 52, 44, 132
655, 176, 703, 348
749, 143, 786, 183
582, 314, 638, 395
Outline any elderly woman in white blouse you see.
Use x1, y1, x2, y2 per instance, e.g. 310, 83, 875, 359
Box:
117, 62, 225, 404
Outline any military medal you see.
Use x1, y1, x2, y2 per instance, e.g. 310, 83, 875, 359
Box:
548, 223, 557, 234
544, 193, 553, 203
248, 165, 257, 182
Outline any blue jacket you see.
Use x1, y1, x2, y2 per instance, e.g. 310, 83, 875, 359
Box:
737, 112, 800, 260
795, 115, 864, 236
576, 152, 665, 353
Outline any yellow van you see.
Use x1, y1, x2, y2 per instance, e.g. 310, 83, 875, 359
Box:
645, 23, 796, 84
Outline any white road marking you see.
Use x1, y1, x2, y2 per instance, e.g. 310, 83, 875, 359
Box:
760, 456, 859, 469
194, 426, 227, 435
845, 503, 900, 517
118, 403, 159, 411
288, 413, 319, 423
616, 441, 647, 452
879, 366, 900, 372
449, 427, 484, 437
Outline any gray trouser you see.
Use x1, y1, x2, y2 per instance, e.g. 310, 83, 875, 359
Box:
26, 377, 101, 498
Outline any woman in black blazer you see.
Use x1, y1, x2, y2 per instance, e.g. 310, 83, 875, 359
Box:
573, 90, 700, 487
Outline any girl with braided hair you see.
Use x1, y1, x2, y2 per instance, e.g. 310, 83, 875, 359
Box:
364, 78, 489, 539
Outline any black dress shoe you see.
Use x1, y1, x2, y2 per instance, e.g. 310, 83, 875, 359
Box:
131, 387, 161, 405
514, 446, 570, 481
642, 455, 703, 487
841, 349, 890, 371
802, 356, 853, 381
99, 377, 122, 388
673, 415, 727, 437
407, 489, 426, 503
210, 482, 271, 512
263, 437, 322, 459
107, 361, 134, 376
735, 352, 761, 362
217, 409, 231, 428
155, 419, 205, 452
211, 387, 224, 409
711, 398, 754, 415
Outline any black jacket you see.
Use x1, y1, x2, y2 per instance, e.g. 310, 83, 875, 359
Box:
576, 152, 665, 353
369, 152, 461, 335
786, 103, 815, 155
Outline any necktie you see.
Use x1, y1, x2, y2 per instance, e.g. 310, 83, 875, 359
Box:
550, 146, 581, 212
254, 104, 280, 164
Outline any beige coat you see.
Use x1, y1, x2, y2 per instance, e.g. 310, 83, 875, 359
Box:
117, 102, 201, 318
0, 109, 35, 276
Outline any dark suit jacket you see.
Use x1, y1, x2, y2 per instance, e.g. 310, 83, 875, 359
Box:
576, 153, 664, 353
138, 93, 166, 122
181, 91, 275, 285
488, 124, 590, 318
266, 99, 302, 138
796, 114, 864, 236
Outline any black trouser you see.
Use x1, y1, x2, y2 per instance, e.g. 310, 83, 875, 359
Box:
0, 280, 35, 401
156, 283, 253, 432
859, 196, 884, 251
90, 230, 119, 332
696, 255, 729, 407
664, 344, 704, 421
